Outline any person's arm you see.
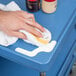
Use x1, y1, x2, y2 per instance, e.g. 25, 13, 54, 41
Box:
0, 10, 45, 39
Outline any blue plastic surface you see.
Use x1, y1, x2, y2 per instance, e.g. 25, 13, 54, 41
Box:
0, 0, 76, 76
58, 41, 76, 76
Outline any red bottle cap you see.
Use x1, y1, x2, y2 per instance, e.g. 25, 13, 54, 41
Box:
28, 0, 36, 1
45, 0, 56, 2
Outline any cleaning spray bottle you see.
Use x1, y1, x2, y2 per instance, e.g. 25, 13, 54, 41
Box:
42, 0, 57, 13
26, 0, 40, 12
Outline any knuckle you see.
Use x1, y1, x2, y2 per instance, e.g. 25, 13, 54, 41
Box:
29, 14, 34, 17
31, 14, 34, 17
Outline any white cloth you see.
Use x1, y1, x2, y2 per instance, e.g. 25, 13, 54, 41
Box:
0, 1, 57, 57
0, 1, 20, 46
0, 1, 51, 47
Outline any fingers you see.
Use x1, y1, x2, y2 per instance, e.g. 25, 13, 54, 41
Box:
22, 24, 43, 37
24, 21, 45, 32
23, 18, 45, 32
15, 11, 45, 30
7, 31, 27, 39
18, 11, 45, 32
13, 11, 45, 37
33, 22, 45, 32
15, 11, 35, 26
17, 12, 45, 32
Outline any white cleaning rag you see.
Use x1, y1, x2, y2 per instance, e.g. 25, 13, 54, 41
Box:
0, 1, 51, 46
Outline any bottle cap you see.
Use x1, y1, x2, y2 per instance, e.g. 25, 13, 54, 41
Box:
45, 0, 56, 2
28, 0, 36, 1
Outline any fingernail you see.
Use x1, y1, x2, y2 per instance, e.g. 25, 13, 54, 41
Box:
41, 26, 45, 32
37, 23, 45, 32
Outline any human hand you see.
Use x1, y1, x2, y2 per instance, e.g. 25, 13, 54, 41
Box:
0, 10, 45, 39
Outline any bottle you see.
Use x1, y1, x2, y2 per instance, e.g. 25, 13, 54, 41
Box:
26, 0, 40, 12
42, 0, 57, 13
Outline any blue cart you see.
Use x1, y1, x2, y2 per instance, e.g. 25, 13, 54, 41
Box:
0, 0, 76, 76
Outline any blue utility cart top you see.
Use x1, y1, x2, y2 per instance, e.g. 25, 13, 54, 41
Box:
0, 0, 76, 72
